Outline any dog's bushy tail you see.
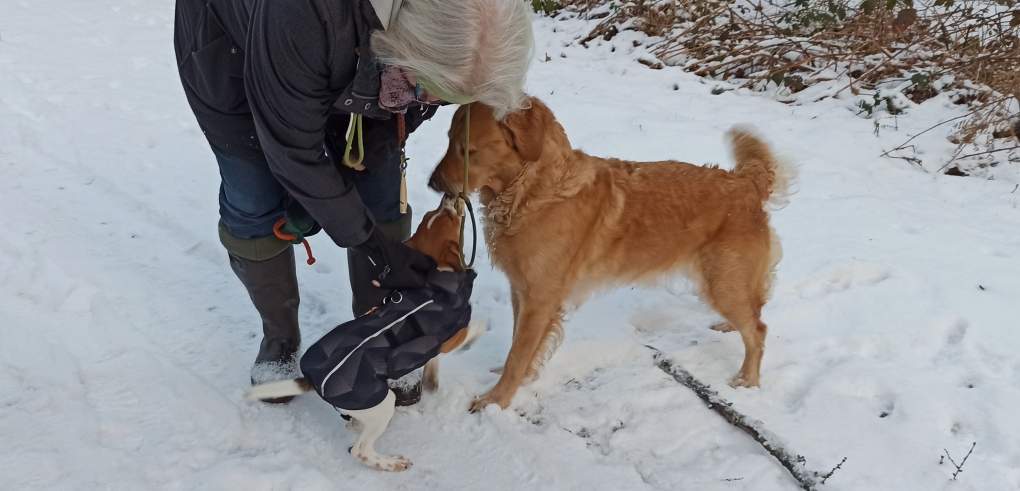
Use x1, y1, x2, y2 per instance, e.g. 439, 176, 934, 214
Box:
244, 377, 313, 401
728, 125, 796, 209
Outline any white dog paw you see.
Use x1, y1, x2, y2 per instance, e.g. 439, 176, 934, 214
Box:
355, 452, 413, 472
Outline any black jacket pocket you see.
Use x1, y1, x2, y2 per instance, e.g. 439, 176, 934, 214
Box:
179, 9, 247, 115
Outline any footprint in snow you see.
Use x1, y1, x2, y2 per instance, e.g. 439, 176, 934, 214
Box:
931, 317, 969, 362
793, 260, 891, 298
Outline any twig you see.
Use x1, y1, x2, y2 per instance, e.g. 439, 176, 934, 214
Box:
647, 346, 824, 491
881, 113, 973, 158
886, 153, 925, 168
820, 457, 847, 484
940, 145, 1020, 173
833, 56, 894, 97
951, 145, 1020, 161
656, 4, 731, 57
942, 442, 976, 480
694, 52, 769, 76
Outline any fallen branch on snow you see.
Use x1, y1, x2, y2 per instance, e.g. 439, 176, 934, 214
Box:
941, 441, 976, 481
647, 345, 844, 490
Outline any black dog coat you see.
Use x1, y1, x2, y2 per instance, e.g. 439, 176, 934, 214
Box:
300, 269, 476, 411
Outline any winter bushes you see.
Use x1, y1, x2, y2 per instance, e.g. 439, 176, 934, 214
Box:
546, 0, 1020, 176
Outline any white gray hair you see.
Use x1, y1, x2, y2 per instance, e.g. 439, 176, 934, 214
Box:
371, 0, 535, 119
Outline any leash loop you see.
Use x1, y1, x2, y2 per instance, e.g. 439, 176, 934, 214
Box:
455, 106, 476, 269
457, 192, 477, 269
343, 114, 364, 169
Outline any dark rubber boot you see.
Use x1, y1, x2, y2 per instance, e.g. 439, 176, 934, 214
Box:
347, 210, 422, 406
230, 247, 302, 403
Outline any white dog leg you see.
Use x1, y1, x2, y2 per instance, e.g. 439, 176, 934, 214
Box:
344, 390, 411, 472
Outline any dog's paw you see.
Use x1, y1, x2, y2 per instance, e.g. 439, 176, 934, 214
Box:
710, 322, 736, 333
377, 455, 413, 472
355, 452, 413, 472
729, 373, 760, 388
469, 392, 510, 413
468, 398, 492, 413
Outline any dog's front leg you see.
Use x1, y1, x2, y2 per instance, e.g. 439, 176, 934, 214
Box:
344, 390, 411, 471
510, 284, 522, 337
470, 297, 562, 412
486, 285, 524, 376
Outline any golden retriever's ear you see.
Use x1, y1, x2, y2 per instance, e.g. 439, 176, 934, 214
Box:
501, 98, 545, 162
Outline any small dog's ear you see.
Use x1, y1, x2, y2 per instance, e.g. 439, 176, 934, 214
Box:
403, 231, 420, 250
501, 98, 545, 162
443, 241, 466, 272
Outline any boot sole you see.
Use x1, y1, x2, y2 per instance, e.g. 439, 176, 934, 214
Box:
261, 396, 296, 404
392, 380, 422, 407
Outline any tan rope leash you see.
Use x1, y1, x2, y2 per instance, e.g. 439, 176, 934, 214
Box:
456, 106, 477, 270
347, 105, 475, 267
343, 114, 364, 169
397, 114, 408, 214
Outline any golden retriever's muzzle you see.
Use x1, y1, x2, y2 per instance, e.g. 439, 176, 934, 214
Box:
428, 169, 453, 195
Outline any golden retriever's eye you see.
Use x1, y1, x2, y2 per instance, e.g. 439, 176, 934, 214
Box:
455, 143, 477, 157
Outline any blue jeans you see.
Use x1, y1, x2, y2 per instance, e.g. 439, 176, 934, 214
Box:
212, 144, 401, 240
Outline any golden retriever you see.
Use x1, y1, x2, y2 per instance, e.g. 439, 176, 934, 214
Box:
428, 97, 794, 411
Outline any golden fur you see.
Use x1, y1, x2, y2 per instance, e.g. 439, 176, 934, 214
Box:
428, 97, 794, 411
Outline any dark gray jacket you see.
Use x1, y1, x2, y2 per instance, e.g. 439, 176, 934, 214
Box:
174, 0, 437, 247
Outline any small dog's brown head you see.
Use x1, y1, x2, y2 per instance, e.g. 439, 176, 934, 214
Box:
428, 97, 555, 198
405, 195, 466, 272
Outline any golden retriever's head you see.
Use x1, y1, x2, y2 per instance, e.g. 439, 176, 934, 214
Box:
428, 97, 556, 197
405, 194, 466, 272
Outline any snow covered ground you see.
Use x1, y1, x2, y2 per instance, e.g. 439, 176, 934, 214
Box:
2, 1, 1019, 490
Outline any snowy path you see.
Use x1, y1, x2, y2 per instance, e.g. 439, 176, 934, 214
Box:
2, 2, 1020, 490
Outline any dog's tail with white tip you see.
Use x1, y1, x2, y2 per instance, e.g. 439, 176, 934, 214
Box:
244, 377, 314, 401
728, 125, 797, 209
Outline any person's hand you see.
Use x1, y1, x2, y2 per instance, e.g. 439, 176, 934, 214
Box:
282, 198, 321, 240
351, 227, 437, 290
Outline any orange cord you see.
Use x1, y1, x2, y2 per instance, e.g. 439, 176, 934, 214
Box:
300, 239, 316, 265
273, 219, 297, 241
269, 116, 407, 269
274, 219, 316, 265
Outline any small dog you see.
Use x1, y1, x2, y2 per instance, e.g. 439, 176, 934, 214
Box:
429, 97, 795, 412
245, 195, 485, 471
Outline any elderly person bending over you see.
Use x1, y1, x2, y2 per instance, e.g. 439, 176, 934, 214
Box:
174, 0, 533, 403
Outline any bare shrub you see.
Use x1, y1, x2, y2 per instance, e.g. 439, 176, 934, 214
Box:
549, 0, 1020, 175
